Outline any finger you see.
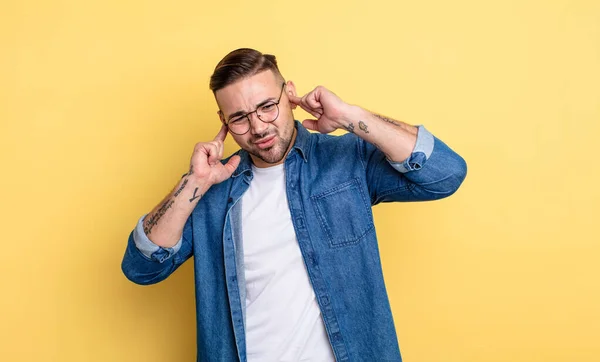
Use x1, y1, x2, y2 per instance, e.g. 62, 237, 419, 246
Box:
296, 95, 319, 119
205, 143, 220, 165
209, 140, 224, 160
305, 93, 322, 111
223, 155, 241, 176
301, 104, 322, 119
301, 94, 310, 109
214, 124, 228, 142
217, 141, 224, 160
302, 119, 318, 131
304, 93, 323, 113
296, 100, 311, 114
288, 94, 303, 105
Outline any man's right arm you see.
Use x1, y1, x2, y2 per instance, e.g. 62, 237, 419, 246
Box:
140, 170, 211, 250
121, 125, 240, 285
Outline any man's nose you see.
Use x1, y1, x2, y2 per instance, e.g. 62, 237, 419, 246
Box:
248, 112, 268, 135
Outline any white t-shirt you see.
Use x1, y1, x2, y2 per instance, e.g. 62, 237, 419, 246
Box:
241, 164, 336, 362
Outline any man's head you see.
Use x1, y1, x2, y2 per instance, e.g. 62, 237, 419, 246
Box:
210, 48, 298, 168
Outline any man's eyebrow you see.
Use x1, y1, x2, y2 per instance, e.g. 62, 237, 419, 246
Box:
227, 97, 278, 121
227, 110, 246, 121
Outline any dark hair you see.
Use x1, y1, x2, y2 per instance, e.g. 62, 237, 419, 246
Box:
209, 48, 283, 93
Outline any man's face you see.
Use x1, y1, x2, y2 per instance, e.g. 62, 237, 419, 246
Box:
215, 70, 297, 168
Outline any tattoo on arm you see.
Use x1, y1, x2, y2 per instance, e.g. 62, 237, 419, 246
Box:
189, 187, 202, 203
144, 199, 175, 235
181, 165, 193, 179
373, 113, 415, 134
358, 120, 370, 134
373, 113, 401, 127
182, 165, 193, 179
174, 178, 188, 197
345, 122, 355, 133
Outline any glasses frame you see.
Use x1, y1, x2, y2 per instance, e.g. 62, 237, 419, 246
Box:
223, 82, 286, 135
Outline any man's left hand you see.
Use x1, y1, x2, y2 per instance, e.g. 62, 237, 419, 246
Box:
289, 86, 353, 134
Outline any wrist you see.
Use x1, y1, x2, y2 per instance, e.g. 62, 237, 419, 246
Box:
188, 175, 212, 196
338, 104, 366, 128
176, 171, 211, 199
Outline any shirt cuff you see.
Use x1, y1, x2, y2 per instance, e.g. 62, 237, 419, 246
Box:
133, 214, 183, 262
387, 125, 435, 173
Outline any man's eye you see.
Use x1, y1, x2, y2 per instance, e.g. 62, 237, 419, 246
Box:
230, 117, 245, 125
260, 103, 276, 112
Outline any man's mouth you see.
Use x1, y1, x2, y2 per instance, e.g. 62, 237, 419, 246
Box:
254, 135, 276, 149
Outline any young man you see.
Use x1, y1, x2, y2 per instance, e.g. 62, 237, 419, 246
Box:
122, 48, 467, 361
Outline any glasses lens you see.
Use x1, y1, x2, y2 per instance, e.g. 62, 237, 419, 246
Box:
257, 103, 279, 123
228, 117, 249, 135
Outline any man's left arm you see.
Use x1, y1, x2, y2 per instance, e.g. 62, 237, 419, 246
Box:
289, 86, 467, 203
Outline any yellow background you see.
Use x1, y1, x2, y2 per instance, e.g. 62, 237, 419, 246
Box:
2, 0, 599, 361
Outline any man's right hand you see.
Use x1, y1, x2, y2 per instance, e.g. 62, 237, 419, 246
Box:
140, 125, 241, 246
188, 125, 241, 191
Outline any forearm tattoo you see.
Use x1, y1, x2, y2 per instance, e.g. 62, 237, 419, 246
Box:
345, 122, 355, 133
358, 120, 370, 134
174, 178, 188, 197
373, 113, 414, 134
144, 199, 175, 235
182, 165, 193, 179
373, 113, 401, 126
189, 187, 202, 203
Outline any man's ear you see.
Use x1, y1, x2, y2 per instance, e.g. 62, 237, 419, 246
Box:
286, 80, 298, 110
217, 110, 226, 124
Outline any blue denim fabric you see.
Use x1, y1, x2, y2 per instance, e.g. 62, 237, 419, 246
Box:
122, 121, 467, 361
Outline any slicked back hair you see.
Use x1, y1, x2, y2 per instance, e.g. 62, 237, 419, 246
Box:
209, 48, 283, 93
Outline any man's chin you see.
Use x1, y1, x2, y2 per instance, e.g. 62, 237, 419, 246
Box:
250, 146, 286, 165
256, 151, 285, 164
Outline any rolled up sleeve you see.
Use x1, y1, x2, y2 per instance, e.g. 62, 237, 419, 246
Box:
133, 214, 183, 263
387, 125, 435, 173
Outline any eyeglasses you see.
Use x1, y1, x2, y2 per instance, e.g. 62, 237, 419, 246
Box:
224, 82, 286, 135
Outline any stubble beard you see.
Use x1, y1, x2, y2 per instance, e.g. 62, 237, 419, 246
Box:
248, 127, 294, 165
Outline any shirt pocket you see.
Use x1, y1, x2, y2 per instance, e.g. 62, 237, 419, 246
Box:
311, 178, 375, 248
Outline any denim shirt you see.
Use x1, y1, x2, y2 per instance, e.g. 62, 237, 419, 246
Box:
121, 121, 467, 361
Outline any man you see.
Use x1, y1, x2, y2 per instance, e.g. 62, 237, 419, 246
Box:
121, 48, 467, 362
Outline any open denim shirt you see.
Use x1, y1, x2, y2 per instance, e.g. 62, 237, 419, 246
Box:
122, 121, 467, 361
